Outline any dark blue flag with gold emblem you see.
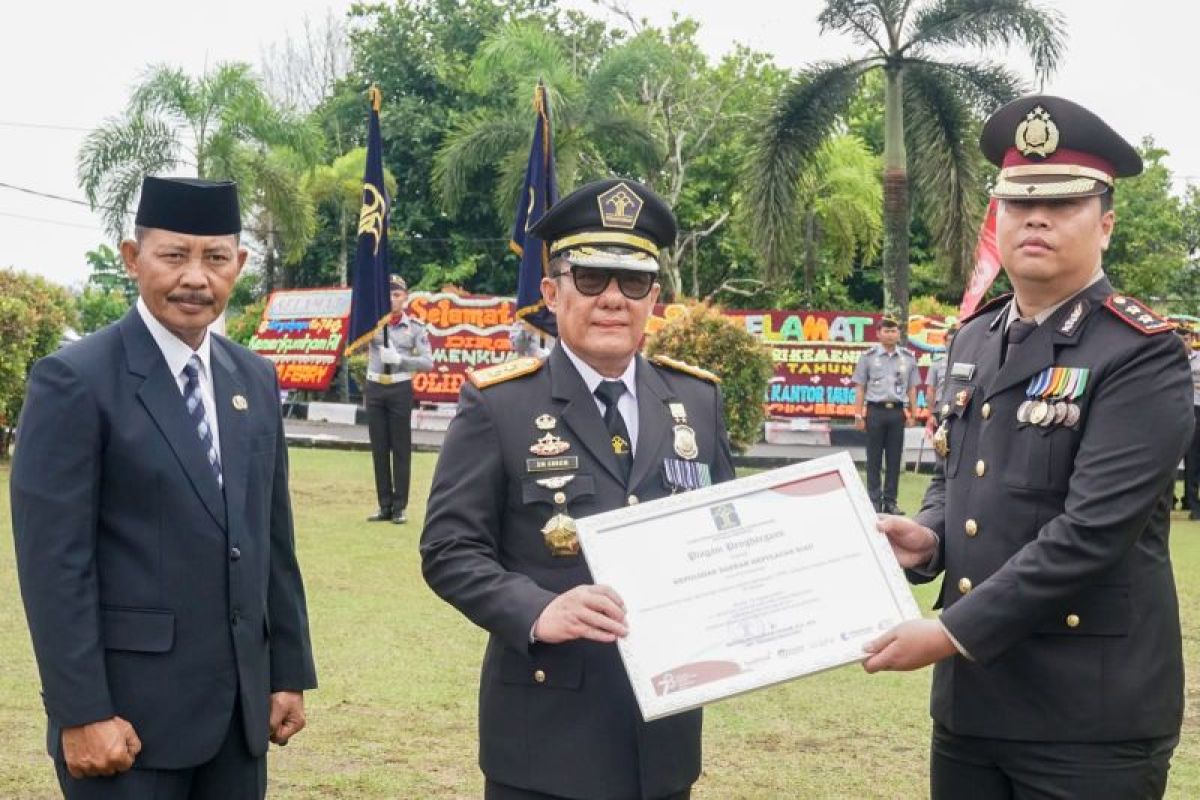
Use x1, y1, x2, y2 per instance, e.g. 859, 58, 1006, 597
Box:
511, 81, 559, 337
345, 85, 392, 355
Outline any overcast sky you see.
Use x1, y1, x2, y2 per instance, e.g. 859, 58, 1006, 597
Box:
2, 0, 1196, 288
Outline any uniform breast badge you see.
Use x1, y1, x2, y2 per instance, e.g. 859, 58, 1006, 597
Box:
530, 432, 571, 457
663, 458, 712, 493
1019, 366, 1090, 428
668, 402, 699, 460
539, 475, 580, 556
535, 413, 557, 431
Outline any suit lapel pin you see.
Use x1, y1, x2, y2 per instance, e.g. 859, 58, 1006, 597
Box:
232, 394, 248, 411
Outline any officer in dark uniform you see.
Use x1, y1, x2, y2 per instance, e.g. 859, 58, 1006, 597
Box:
861, 96, 1195, 799
364, 274, 433, 524
852, 317, 920, 513
1182, 324, 1200, 519
420, 179, 736, 800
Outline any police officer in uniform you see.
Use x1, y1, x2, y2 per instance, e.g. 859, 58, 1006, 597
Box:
1182, 324, 1200, 520
365, 274, 433, 524
925, 323, 958, 413
862, 96, 1195, 799
420, 178, 735, 800
853, 317, 920, 513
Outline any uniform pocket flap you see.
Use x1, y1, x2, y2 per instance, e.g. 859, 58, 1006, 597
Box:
521, 474, 596, 506
500, 644, 584, 690
101, 607, 175, 653
1033, 585, 1130, 637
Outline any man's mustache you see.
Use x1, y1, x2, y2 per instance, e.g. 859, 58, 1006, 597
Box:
167, 292, 215, 305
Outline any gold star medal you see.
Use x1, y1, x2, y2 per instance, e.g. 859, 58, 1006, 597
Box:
541, 513, 579, 557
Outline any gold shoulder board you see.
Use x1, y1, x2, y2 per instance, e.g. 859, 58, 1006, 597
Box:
468, 356, 544, 389
650, 354, 721, 384
1102, 294, 1173, 336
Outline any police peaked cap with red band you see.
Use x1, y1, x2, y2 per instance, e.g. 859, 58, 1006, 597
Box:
981, 95, 1142, 200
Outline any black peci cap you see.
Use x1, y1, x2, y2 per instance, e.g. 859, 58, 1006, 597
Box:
530, 178, 677, 272
980, 95, 1142, 201
134, 177, 242, 236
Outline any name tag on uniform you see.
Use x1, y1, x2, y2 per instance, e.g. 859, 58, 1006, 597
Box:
950, 362, 976, 380
526, 457, 580, 473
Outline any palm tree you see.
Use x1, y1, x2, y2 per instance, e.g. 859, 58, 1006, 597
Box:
77, 63, 324, 288
304, 147, 399, 285
747, 0, 1065, 321
433, 22, 662, 222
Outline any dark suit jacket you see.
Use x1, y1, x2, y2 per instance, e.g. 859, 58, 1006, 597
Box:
420, 345, 736, 800
911, 278, 1193, 742
10, 309, 317, 769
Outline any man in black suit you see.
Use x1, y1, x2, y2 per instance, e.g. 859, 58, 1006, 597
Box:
11, 177, 317, 799
420, 179, 736, 800
862, 97, 1194, 799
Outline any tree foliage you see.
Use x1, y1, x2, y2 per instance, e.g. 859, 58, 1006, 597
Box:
1105, 139, 1190, 302
0, 270, 76, 456
747, 0, 1064, 322
645, 303, 772, 451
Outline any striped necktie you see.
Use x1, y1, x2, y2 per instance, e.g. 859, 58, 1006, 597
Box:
182, 355, 223, 487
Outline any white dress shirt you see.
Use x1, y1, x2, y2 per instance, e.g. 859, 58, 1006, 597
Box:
136, 297, 222, 462
558, 342, 640, 455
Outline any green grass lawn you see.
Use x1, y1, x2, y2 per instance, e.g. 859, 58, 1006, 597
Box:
2, 451, 1198, 798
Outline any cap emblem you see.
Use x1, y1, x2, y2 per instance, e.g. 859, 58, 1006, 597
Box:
1015, 106, 1060, 159
597, 182, 643, 230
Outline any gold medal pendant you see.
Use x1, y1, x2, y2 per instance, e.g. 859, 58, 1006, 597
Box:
541, 513, 579, 557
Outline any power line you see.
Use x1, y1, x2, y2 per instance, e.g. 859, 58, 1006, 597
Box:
0, 119, 93, 133
0, 210, 102, 230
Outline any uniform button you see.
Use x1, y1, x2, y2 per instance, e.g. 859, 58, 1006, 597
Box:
533, 669, 546, 684
230, 546, 242, 561
230, 611, 240, 626
941, 403, 950, 415
553, 491, 567, 505
627, 495, 639, 505
958, 577, 973, 594
975, 460, 986, 477
1066, 614, 1080, 629
964, 519, 978, 537
981, 403, 992, 419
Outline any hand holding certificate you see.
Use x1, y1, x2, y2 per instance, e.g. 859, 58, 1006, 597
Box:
576, 451, 921, 721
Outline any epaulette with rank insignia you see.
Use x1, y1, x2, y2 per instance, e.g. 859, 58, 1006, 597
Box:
468, 356, 544, 389
650, 354, 721, 383
1102, 294, 1173, 335
961, 293, 1013, 325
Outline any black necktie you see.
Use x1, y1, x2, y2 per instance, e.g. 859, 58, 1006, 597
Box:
594, 380, 633, 485
1004, 319, 1038, 364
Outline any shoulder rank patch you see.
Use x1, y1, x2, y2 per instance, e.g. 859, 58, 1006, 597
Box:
1102, 294, 1173, 335
468, 356, 544, 389
962, 293, 1013, 325
650, 354, 721, 383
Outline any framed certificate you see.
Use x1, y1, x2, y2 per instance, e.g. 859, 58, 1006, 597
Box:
575, 451, 921, 721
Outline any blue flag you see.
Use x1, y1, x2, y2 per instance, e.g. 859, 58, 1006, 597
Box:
511, 82, 559, 337
345, 86, 392, 355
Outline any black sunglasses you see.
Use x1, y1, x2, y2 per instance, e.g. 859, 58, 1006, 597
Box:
553, 265, 656, 300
